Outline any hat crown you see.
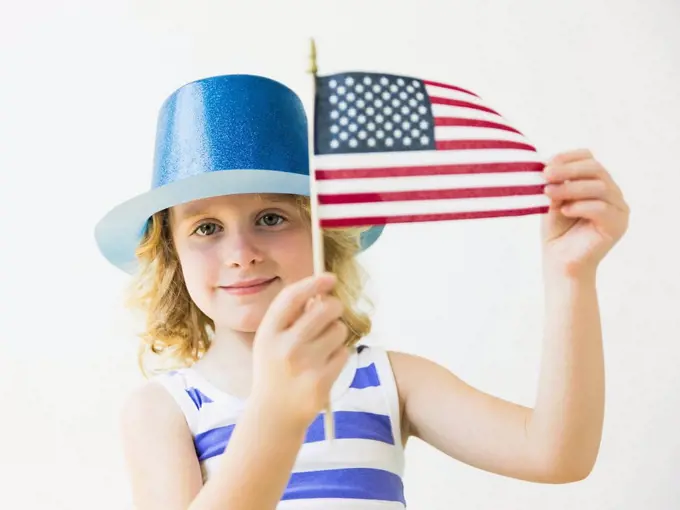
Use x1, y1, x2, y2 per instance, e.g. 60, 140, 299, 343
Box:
152, 74, 310, 189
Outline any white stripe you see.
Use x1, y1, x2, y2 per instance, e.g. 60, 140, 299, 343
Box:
294, 437, 405, 475
315, 148, 545, 170
435, 125, 532, 144
425, 83, 488, 105
431, 103, 513, 125
318, 171, 546, 195
278, 499, 404, 510
331, 385, 389, 414
319, 194, 550, 220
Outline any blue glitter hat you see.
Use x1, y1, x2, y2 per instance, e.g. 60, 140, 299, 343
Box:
94, 74, 384, 273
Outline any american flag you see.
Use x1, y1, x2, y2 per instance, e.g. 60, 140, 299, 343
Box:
312, 72, 550, 228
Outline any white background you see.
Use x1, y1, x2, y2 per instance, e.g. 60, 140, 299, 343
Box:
1, 0, 679, 508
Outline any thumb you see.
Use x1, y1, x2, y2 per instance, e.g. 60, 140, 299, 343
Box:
261, 273, 337, 332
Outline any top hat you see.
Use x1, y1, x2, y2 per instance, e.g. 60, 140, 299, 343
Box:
94, 74, 384, 273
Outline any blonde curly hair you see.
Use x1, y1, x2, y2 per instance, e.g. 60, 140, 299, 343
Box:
125, 194, 373, 377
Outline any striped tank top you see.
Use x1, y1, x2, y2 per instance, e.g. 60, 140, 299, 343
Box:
155, 343, 407, 508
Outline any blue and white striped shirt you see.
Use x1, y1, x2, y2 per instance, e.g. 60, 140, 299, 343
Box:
156, 343, 407, 508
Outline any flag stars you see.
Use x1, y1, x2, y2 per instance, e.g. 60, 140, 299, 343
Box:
320, 74, 434, 153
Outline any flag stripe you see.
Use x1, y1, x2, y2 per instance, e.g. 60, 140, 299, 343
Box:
425, 85, 488, 106
434, 117, 522, 134
422, 79, 478, 97
319, 194, 550, 221
318, 184, 545, 205
430, 104, 515, 126
436, 139, 537, 152
316, 171, 545, 194
315, 161, 544, 180
320, 206, 550, 228
429, 96, 500, 116
434, 126, 530, 144
315, 148, 543, 170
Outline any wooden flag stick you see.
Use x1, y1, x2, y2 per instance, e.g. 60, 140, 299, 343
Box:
307, 38, 335, 442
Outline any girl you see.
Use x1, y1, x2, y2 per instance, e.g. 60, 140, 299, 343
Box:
95, 74, 629, 509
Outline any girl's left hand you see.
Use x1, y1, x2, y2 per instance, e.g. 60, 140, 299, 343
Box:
541, 149, 630, 279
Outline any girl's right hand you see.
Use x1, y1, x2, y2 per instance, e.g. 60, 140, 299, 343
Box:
250, 273, 350, 429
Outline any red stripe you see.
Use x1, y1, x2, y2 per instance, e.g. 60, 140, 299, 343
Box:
422, 79, 478, 97
430, 96, 500, 116
315, 161, 545, 180
434, 117, 522, 134
436, 140, 537, 152
318, 185, 545, 205
320, 206, 549, 228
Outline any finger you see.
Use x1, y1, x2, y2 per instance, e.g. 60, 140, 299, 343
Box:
559, 199, 618, 223
289, 295, 344, 343
544, 179, 609, 202
544, 158, 608, 184
319, 342, 351, 388
264, 273, 337, 331
546, 148, 594, 166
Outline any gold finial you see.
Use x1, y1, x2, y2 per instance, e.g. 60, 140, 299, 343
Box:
308, 38, 318, 76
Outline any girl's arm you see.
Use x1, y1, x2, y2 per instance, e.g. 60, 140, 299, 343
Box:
120, 382, 309, 510
391, 149, 627, 484
120, 273, 351, 509
390, 272, 604, 483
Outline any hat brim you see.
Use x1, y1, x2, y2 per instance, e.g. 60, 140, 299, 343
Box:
94, 169, 384, 274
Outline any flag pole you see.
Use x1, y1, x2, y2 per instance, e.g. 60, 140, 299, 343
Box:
307, 38, 335, 443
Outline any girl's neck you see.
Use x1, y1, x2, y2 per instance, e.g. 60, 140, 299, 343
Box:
193, 327, 256, 399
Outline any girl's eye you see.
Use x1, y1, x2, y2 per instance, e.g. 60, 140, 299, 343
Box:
258, 213, 285, 227
194, 222, 221, 236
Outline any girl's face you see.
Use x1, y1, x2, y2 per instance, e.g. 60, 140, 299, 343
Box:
170, 193, 313, 333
